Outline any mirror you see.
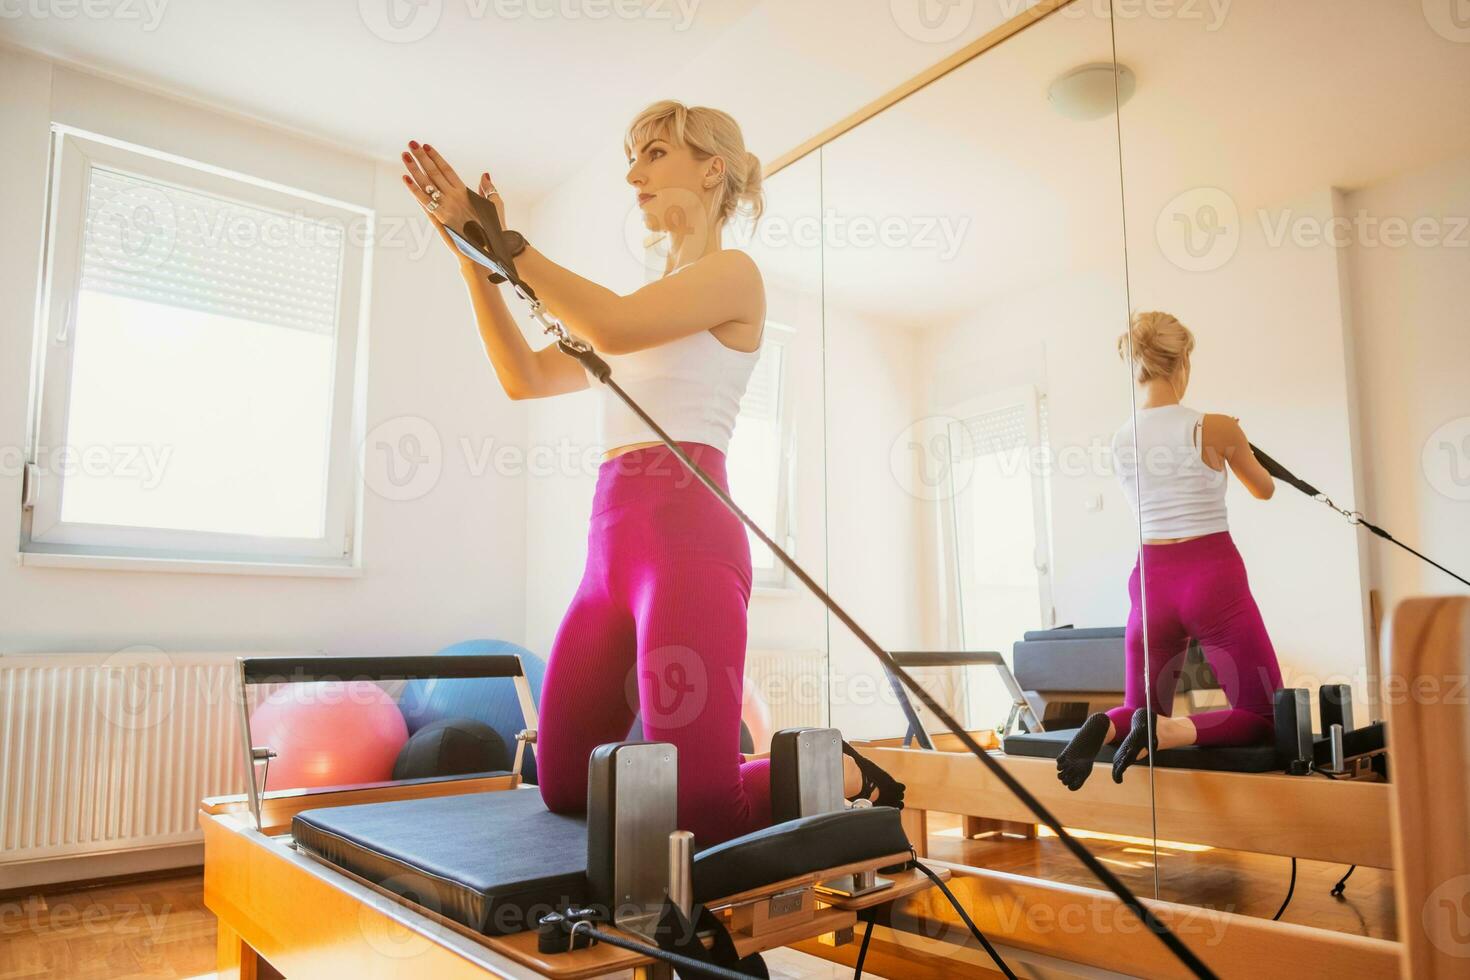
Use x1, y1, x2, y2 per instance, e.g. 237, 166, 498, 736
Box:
1116, 0, 1470, 921
730, 150, 831, 754
815, 1, 1145, 894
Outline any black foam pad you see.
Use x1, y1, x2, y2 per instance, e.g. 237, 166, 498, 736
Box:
392, 717, 509, 781
1004, 727, 1280, 773
692, 805, 910, 903
292, 789, 587, 936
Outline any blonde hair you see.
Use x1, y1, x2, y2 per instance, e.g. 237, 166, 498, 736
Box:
624, 99, 764, 227
1118, 311, 1195, 384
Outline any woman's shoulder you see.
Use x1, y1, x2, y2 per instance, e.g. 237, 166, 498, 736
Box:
674, 248, 761, 278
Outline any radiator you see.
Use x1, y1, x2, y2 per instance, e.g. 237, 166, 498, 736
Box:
746, 648, 828, 733
0, 653, 248, 865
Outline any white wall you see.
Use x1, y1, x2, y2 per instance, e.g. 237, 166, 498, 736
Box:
0, 48, 530, 659
1347, 152, 1470, 614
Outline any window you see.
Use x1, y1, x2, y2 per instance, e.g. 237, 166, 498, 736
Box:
727, 322, 797, 590
21, 127, 371, 571
943, 386, 1055, 727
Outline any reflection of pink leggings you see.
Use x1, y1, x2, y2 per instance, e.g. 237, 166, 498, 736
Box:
537, 442, 771, 847
1107, 532, 1283, 747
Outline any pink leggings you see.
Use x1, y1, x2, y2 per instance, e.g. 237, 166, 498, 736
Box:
536, 441, 771, 847
1108, 531, 1283, 746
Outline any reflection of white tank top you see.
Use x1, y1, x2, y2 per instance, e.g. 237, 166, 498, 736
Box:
1111, 404, 1229, 538
596, 327, 761, 455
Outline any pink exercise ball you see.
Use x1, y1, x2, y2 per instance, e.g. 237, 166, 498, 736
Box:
741, 676, 775, 755
249, 681, 408, 791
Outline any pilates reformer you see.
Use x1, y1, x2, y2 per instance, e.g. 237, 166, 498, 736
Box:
216, 653, 961, 979
881, 631, 1386, 779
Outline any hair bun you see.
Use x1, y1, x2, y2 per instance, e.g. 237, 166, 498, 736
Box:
1117, 311, 1195, 384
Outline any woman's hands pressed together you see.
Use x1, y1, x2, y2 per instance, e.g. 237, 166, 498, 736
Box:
400, 140, 509, 262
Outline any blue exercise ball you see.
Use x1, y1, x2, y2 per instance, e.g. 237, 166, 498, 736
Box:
398, 639, 546, 784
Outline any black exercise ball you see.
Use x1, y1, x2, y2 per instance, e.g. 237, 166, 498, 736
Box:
392, 717, 510, 780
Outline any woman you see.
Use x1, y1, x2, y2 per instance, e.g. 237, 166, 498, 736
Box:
399, 100, 901, 846
1056, 311, 1284, 792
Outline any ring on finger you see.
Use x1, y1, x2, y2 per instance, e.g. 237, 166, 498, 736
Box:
426, 199, 440, 213
425, 184, 440, 199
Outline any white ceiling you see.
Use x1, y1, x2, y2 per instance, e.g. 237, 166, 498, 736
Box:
0, 1, 1074, 215
0, 0, 762, 202
6, 0, 1463, 319
797, 0, 1470, 325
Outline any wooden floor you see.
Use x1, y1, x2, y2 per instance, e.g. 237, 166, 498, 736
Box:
0, 816, 1395, 978
0, 873, 216, 980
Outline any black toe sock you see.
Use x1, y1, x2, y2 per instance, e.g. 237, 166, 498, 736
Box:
1055, 712, 1111, 791
842, 740, 906, 809
1112, 707, 1159, 784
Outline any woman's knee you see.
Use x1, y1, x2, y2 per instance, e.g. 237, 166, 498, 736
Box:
536, 763, 588, 814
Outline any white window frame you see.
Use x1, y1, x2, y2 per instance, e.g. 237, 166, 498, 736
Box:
19, 125, 372, 575
940, 384, 1057, 644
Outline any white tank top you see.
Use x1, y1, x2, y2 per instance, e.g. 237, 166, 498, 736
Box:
596, 326, 762, 456
1111, 404, 1229, 539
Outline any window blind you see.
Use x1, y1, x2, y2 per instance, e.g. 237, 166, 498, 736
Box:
958, 403, 1027, 459
739, 340, 784, 422
79, 166, 345, 335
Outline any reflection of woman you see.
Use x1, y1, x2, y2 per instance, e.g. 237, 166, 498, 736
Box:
1057, 312, 1284, 791
400, 100, 899, 846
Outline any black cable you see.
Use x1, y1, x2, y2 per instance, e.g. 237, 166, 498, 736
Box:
1331, 865, 1356, 898
1272, 858, 1297, 921
853, 916, 873, 980
567, 921, 760, 980
912, 860, 1018, 979
1250, 442, 1470, 588
564, 349, 1220, 980
1356, 515, 1470, 589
